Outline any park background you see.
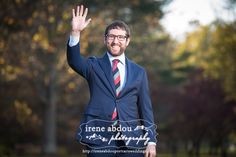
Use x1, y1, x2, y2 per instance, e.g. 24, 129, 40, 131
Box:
1, 0, 236, 157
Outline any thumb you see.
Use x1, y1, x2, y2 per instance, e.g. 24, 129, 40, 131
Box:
84, 18, 92, 27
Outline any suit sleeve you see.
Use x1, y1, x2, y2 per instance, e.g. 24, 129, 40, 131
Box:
137, 70, 157, 143
67, 42, 91, 79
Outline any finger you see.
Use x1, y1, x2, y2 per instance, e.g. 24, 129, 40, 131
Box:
76, 5, 80, 16
151, 151, 156, 157
83, 7, 88, 18
79, 5, 84, 16
72, 8, 75, 18
145, 151, 149, 157
84, 18, 92, 27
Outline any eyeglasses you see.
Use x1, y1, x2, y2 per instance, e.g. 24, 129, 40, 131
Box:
106, 34, 128, 41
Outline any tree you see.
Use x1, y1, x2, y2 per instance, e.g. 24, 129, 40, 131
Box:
208, 22, 236, 101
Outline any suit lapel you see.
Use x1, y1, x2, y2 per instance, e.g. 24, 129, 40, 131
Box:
98, 54, 116, 97
98, 54, 135, 98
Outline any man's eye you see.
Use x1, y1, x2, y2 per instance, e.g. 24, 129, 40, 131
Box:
118, 35, 126, 39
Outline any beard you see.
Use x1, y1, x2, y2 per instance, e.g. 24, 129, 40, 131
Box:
106, 42, 127, 56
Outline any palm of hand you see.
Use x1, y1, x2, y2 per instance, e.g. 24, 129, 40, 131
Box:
72, 5, 91, 32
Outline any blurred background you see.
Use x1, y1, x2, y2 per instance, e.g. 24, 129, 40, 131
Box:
0, 0, 236, 157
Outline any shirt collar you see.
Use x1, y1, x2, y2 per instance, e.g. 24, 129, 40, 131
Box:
107, 52, 126, 66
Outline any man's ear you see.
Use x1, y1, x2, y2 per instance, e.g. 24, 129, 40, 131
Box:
126, 38, 130, 46
103, 36, 106, 45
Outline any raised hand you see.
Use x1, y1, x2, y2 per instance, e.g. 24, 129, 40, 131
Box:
71, 5, 91, 36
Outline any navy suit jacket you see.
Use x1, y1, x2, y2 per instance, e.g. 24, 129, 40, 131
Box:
67, 42, 157, 148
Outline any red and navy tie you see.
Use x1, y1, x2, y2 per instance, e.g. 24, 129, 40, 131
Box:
111, 59, 120, 123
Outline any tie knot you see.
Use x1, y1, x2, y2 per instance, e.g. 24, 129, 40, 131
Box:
112, 59, 120, 66
112, 59, 119, 71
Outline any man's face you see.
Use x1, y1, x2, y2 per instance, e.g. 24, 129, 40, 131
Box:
104, 28, 130, 56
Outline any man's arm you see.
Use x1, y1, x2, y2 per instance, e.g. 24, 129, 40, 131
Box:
137, 70, 157, 157
67, 5, 92, 78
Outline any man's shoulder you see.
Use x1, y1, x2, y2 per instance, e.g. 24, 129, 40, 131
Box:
127, 58, 146, 72
87, 54, 107, 65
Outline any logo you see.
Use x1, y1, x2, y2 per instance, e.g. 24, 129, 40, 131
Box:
77, 119, 157, 149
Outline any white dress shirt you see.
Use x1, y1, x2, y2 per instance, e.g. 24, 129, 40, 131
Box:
69, 35, 80, 47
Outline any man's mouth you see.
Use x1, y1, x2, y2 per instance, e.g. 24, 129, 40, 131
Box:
111, 45, 120, 49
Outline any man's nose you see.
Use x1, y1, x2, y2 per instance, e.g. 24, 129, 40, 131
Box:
113, 36, 119, 43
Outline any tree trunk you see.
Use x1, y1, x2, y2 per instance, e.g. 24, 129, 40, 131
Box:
171, 140, 177, 157
194, 142, 200, 157
42, 96, 57, 154
221, 138, 228, 157
187, 141, 193, 157
42, 69, 57, 154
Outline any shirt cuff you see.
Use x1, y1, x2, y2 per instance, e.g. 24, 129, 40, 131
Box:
148, 142, 156, 146
68, 35, 80, 47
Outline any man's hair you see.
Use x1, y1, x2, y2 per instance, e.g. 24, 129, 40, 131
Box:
104, 20, 131, 38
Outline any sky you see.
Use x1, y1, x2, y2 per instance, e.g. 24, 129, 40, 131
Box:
160, 0, 234, 41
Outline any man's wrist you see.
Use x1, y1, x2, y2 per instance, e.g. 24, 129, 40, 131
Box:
71, 30, 81, 37
68, 35, 80, 47
148, 142, 156, 146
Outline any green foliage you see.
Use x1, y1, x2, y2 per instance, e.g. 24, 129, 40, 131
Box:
209, 22, 236, 101
164, 17, 236, 156
173, 22, 236, 101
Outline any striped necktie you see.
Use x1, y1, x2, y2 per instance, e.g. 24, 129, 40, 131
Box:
112, 59, 121, 97
111, 59, 120, 122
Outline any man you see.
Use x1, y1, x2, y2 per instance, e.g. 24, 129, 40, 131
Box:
67, 5, 157, 157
